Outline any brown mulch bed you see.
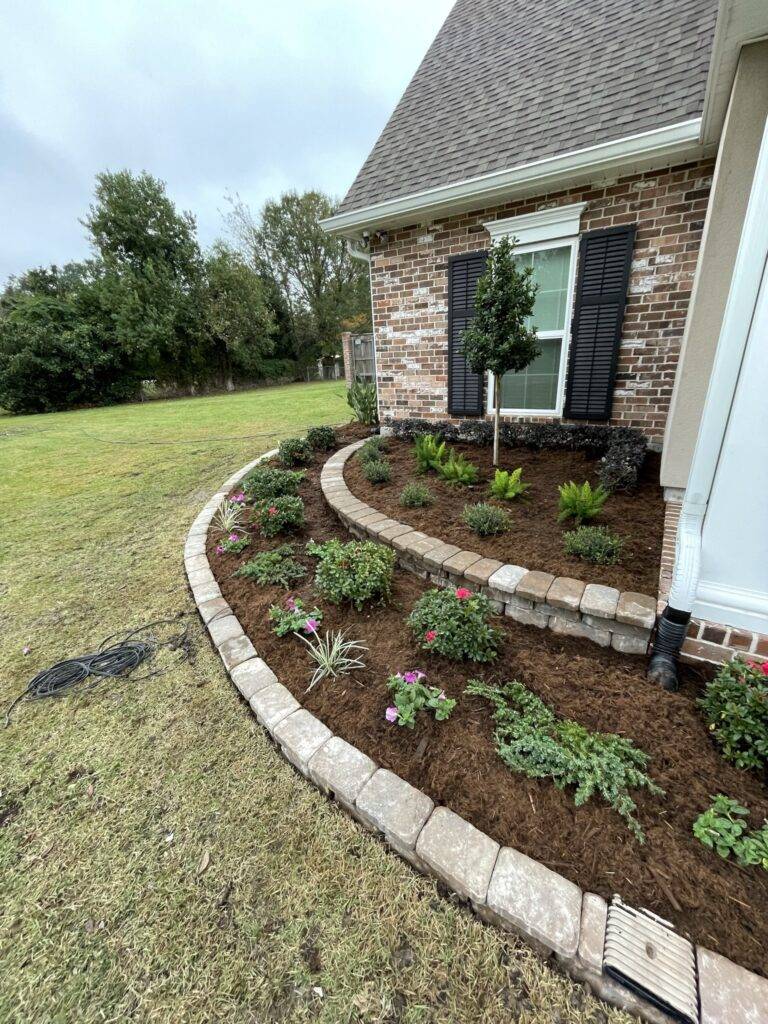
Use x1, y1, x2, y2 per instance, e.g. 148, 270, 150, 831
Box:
207, 429, 768, 976
344, 437, 665, 594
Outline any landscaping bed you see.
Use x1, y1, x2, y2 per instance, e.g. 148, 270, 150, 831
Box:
207, 428, 768, 976
344, 436, 664, 594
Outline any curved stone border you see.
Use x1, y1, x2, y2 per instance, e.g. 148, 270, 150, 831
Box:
322, 441, 657, 655
185, 448, 767, 1024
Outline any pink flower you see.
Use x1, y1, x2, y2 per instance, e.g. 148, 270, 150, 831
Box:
403, 670, 426, 684
22, 645, 31, 656
385, 706, 399, 724
437, 690, 447, 701
424, 630, 437, 643
228, 533, 239, 543
285, 597, 297, 611
761, 662, 768, 676
304, 618, 319, 634
268, 506, 278, 516
216, 545, 225, 555
231, 492, 245, 503
455, 587, 472, 600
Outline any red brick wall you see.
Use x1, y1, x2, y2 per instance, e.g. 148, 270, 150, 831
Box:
369, 160, 714, 442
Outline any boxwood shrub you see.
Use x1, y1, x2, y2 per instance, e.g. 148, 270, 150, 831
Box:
257, 495, 305, 537
306, 425, 337, 451
242, 466, 304, 502
278, 437, 313, 467
308, 538, 395, 609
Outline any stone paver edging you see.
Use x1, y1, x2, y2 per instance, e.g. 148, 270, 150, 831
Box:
325, 440, 657, 655
184, 448, 768, 1024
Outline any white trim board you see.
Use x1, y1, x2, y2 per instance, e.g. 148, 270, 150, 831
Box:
484, 202, 587, 246
321, 119, 709, 239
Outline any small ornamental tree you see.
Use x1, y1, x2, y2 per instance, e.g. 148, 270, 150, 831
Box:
462, 235, 539, 465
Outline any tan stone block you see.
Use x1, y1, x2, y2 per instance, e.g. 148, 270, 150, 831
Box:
616, 591, 657, 630
464, 557, 504, 586
546, 577, 586, 612
442, 550, 483, 576
516, 571, 556, 602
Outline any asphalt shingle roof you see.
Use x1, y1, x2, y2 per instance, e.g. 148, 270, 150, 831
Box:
337, 0, 718, 214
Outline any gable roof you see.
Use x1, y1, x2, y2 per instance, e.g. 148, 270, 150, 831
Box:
335, 0, 718, 219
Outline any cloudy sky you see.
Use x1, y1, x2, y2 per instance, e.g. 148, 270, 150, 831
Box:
0, 0, 454, 283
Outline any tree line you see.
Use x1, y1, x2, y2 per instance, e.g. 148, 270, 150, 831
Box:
0, 171, 370, 414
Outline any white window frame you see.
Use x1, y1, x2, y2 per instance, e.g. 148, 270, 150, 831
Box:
484, 203, 583, 418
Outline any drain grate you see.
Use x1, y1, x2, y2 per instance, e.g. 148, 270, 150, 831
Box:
603, 896, 699, 1024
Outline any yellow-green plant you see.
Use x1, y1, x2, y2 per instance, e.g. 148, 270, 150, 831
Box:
557, 480, 608, 523
489, 467, 529, 500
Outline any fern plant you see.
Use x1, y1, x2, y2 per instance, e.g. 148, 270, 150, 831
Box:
413, 434, 447, 474
438, 451, 479, 486
557, 480, 609, 523
489, 467, 530, 500
466, 678, 663, 841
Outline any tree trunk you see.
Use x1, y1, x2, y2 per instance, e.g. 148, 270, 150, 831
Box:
493, 375, 501, 467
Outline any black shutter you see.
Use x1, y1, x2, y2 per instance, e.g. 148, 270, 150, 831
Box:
447, 250, 487, 416
564, 225, 636, 420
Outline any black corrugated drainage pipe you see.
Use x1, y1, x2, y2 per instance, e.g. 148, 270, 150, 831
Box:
647, 605, 691, 691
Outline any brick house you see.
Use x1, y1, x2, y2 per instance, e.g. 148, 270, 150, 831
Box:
323, 0, 768, 672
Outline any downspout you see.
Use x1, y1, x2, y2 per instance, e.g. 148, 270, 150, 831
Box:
648, 112, 768, 689
346, 237, 382, 430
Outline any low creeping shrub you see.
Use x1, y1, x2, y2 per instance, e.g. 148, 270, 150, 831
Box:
438, 451, 479, 486
698, 659, 768, 772
347, 380, 378, 426
212, 496, 249, 535
269, 596, 323, 637
385, 670, 456, 729
463, 502, 511, 536
362, 458, 391, 484
308, 538, 395, 609
243, 466, 305, 501
693, 794, 768, 870
215, 532, 249, 556
306, 425, 337, 451
413, 433, 447, 474
564, 525, 623, 565
408, 587, 501, 662
358, 435, 388, 464
278, 437, 313, 467
299, 628, 367, 692
466, 678, 663, 841
235, 544, 306, 588
557, 480, 609, 524
257, 495, 305, 538
399, 482, 433, 508
489, 467, 529, 501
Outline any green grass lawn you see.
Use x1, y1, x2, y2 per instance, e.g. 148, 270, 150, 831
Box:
0, 382, 628, 1023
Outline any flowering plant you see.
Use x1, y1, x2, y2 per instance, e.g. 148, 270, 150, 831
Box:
230, 491, 246, 504
698, 659, 768, 772
268, 597, 324, 638
385, 670, 456, 728
408, 587, 501, 662
215, 532, 250, 555
257, 495, 305, 538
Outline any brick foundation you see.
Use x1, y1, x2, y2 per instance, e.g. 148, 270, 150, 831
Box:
369, 160, 714, 443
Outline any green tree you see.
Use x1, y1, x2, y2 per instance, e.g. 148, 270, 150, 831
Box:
461, 236, 539, 465
225, 190, 370, 367
202, 243, 275, 389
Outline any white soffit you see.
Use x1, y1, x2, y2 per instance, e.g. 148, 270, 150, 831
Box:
484, 202, 587, 246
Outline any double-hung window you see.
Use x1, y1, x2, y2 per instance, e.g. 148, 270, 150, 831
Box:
484, 203, 584, 416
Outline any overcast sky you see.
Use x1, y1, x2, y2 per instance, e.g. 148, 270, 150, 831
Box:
0, 0, 454, 284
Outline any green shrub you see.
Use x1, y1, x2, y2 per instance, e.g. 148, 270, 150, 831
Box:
557, 480, 609, 523
268, 596, 323, 637
413, 434, 447, 474
257, 495, 305, 537
308, 538, 395, 610
242, 466, 305, 501
347, 380, 378, 426
399, 482, 433, 508
466, 678, 663, 841
693, 794, 768, 870
408, 587, 501, 662
358, 435, 388, 464
306, 425, 337, 451
564, 525, 623, 565
698, 660, 768, 772
362, 458, 391, 484
277, 437, 313, 467
385, 670, 456, 728
235, 545, 306, 588
489, 467, 530, 500
463, 502, 511, 536
438, 451, 479, 486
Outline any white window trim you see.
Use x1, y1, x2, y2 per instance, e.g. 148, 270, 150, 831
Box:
486, 235, 580, 418
484, 201, 587, 247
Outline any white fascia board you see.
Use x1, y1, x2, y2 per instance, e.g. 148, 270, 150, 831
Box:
321, 119, 706, 239
484, 202, 588, 246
